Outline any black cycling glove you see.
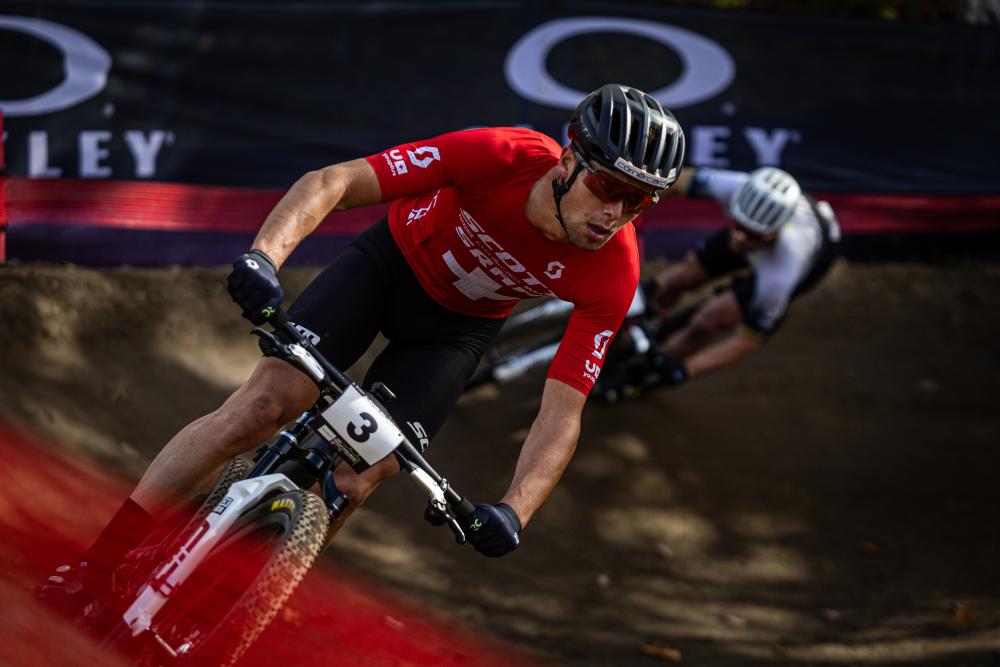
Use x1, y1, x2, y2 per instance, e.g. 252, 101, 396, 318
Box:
227, 249, 284, 325
462, 503, 521, 558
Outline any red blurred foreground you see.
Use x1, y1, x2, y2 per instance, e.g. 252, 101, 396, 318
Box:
0, 422, 549, 667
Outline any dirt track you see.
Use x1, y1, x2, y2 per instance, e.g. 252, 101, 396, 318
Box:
2, 260, 1000, 666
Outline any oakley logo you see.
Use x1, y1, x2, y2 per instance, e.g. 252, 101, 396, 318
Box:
0, 16, 112, 117
407, 146, 440, 169
505, 17, 734, 110
544, 261, 565, 280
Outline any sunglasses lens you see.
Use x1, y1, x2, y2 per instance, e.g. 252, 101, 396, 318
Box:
582, 171, 655, 214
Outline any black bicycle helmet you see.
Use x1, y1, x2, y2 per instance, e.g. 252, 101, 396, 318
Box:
568, 83, 685, 191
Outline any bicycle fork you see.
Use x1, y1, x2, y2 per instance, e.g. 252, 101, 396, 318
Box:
120, 474, 299, 641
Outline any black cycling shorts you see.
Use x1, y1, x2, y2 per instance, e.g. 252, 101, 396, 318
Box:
287, 217, 505, 451
694, 226, 750, 277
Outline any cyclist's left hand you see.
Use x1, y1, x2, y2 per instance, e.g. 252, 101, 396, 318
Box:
227, 250, 284, 325
462, 503, 521, 557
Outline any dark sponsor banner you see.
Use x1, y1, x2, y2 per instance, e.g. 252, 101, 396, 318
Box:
1, 1, 998, 196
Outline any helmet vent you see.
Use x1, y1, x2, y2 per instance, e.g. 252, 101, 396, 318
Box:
569, 83, 686, 189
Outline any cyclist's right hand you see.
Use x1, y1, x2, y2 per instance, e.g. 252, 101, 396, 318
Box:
461, 503, 521, 557
227, 250, 284, 325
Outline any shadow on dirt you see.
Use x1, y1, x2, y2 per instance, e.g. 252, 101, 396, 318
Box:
0, 266, 319, 474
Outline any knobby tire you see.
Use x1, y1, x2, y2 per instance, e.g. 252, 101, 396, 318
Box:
89, 459, 329, 667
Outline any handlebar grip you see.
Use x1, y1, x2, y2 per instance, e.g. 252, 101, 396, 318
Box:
269, 307, 290, 329
452, 497, 476, 518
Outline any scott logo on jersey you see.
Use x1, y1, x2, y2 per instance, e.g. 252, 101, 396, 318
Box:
444, 208, 555, 302
583, 330, 614, 382
407, 146, 440, 169
382, 145, 441, 176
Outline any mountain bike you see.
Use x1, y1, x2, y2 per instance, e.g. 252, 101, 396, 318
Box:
465, 282, 682, 403
80, 309, 477, 666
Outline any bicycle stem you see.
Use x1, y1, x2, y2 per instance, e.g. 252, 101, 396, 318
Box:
265, 308, 475, 520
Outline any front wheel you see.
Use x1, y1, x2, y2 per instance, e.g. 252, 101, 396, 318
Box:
102, 458, 253, 603
149, 489, 329, 666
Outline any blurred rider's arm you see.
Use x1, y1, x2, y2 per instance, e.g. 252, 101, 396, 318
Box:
682, 325, 762, 380
646, 168, 710, 310
650, 249, 709, 311
656, 166, 696, 200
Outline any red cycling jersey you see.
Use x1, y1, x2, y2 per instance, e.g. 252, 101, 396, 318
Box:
365, 127, 639, 395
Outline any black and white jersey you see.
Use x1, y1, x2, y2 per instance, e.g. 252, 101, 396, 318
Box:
689, 168, 839, 334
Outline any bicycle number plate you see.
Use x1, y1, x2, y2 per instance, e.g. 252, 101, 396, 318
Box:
317, 386, 404, 470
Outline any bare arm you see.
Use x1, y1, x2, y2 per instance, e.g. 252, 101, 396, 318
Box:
251, 158, 382, 267
684, 325, 762, 379
658, 166, 697, 200
500, 379, 586, 527
652, 249, 710, 310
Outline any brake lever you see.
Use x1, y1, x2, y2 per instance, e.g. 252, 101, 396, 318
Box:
424, 500, 447, 526
446, 514, 467, 545
252, 328, 327, 383
424, 500, 467, 544
253, 327, 284, 357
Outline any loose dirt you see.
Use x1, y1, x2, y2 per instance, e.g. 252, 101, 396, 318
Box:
2, 260, 999, 666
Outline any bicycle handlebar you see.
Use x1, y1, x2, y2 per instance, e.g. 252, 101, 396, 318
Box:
262, 308, 476, 527
268, 308, 355, 394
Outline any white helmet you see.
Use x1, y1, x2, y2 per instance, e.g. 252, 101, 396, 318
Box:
728, 167, 802, 235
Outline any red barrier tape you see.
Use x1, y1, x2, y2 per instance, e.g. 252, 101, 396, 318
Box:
1, 109, 7, 263
6, 177, 1000, 236
6, 178, 386, 234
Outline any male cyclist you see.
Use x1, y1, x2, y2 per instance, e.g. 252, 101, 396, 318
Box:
37, 84, 685, 611
595, 166, 840, 401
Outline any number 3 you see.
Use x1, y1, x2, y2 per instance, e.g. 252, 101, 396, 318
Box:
347, 412, 379, 443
